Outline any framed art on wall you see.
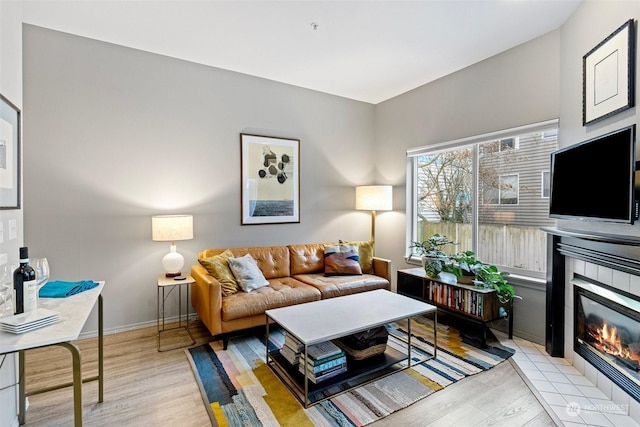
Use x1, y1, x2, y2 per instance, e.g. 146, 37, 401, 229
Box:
583, 19, 636, 126
240, 133, 300, 225
0, 94, 20, 209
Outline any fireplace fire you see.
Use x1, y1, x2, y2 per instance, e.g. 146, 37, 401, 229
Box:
587, 320, 640, 371
573, 275, 640, 403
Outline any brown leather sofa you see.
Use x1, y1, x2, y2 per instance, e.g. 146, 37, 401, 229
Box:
191, 243, 391, 348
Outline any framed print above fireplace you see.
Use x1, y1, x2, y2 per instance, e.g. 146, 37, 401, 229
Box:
0, 94, 20, 210
240, 133, 300, 225
583, 19, 636, 126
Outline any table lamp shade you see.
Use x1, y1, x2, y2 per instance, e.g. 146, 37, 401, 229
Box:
152, 215, 193, 277
355, 185, 392, 211
152, 215, 193, 242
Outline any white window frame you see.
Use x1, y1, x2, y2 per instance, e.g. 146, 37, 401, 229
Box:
405, 119, 558, 278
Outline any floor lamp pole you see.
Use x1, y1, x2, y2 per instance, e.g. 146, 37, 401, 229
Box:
371, 210, 376, 255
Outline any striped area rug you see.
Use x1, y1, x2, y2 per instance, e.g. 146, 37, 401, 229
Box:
185, 316, 514, 426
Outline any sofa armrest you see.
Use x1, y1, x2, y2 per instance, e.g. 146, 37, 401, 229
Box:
372, 257, 392, 283
190, 264, 223, 336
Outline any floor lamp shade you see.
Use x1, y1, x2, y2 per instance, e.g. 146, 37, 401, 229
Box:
152, 215, 193, 277
355, 185, 392, 246
355, 185, 393, 211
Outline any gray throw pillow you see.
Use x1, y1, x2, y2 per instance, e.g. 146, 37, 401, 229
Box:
228, 254, 269, 292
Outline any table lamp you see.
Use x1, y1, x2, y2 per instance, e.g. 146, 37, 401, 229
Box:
355, 185, 392, 246
152, 215, 193, 277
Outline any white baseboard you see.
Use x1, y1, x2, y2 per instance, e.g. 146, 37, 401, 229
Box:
78, 314, 201, 340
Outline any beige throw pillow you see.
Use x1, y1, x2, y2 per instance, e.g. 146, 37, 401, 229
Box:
198, 249, 239, 296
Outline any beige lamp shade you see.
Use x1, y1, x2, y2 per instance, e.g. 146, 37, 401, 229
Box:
152, 215, 194, 242
355, 185, 392, 250
355, 185, 393, 211
152, 215, 193, 277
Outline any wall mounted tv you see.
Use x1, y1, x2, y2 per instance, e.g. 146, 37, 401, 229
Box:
549, 124, 637, 224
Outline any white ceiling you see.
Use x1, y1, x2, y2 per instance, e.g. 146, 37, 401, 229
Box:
21, 0, 583, 104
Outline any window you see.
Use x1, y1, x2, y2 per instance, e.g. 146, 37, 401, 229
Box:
407, 120, 558, 279
499, 174, 519, 204
541, 171, 550, 198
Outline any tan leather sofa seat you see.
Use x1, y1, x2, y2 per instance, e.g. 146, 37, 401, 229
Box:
222, 277, 320, 321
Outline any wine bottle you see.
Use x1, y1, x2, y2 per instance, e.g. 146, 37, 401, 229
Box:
13, 247, 37, 314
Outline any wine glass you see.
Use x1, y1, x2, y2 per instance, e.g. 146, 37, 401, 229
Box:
0, 264, 16, 317
36, 257, 50, 287
33, 258, 50, 306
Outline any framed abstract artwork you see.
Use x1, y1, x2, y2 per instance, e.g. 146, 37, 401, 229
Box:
0, 94, 20, 209
240, 133, 300, 225
583, 19, 636, 126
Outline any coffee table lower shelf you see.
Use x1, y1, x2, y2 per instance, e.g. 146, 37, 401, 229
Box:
267, 339, 429, 407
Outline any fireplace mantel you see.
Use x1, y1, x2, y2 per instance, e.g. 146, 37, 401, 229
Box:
543, 227, 640, 356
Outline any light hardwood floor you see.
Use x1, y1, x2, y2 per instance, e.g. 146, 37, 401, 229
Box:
20, 320, 558, 427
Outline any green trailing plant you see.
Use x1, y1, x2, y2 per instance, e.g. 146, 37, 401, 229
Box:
473, 263, 518, 304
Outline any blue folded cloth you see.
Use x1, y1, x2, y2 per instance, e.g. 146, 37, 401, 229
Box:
39, 280, 99, 298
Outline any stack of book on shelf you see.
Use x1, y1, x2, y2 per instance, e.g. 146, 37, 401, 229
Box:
280, 332, 303, 365
299, 340, 347, 384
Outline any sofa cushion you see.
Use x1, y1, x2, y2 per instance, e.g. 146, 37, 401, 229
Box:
221, 277, 321, 321
289, 243, 325, 275
228, 254, 270, 292
294, 273, 389, 299
324, 244, 362, 276
198, 249, 239, 296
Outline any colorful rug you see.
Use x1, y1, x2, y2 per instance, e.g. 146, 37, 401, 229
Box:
185, 316, 515, 426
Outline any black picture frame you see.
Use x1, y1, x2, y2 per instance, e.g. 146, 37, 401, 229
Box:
583, 19, 636, 126
0, 93, 20, 209
240, 133, 300, 225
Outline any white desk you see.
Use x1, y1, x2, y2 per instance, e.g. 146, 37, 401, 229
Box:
0, 281, 105, 426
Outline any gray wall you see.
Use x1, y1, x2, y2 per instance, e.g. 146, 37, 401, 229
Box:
23, 25, 376, 334
557, 1, 640, 236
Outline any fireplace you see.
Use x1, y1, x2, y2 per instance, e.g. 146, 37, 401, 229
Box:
573, 274, 640, 403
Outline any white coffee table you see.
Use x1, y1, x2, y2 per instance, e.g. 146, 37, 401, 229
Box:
265, 289, 437, 407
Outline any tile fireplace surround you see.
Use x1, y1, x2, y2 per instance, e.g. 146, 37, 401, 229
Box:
542, 227, 640, 425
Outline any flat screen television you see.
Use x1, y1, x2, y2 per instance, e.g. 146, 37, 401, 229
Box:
549, 125, 637, 224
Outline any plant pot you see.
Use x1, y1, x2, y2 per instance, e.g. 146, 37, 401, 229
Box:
437, 271, 457, 284
457, 273, 475, 285
422, 256, 443, 279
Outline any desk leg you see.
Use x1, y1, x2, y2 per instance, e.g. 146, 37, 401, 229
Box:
18, 350, 25, 425
58, 342, 82, 427
98, 294, 104, 402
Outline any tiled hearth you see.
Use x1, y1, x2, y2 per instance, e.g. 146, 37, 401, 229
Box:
496, 330, 640, 426
492, 251, 640, 426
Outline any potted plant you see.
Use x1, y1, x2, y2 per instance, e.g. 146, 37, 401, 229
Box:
444, 250, 481, 284
409, 234, 458, 278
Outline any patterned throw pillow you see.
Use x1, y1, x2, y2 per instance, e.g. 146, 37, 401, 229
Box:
324, 244, 363, 276
228, 254, 270, 292
343, 240, 374, 274
198, 249, 239, 296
